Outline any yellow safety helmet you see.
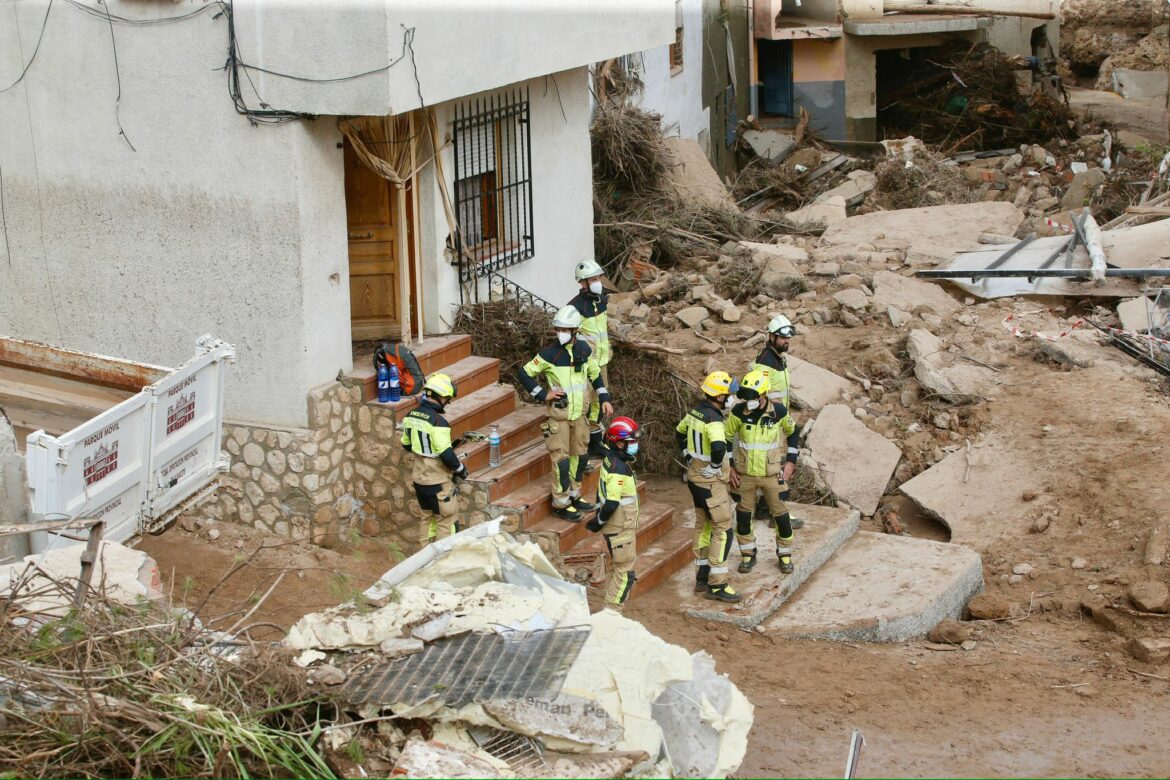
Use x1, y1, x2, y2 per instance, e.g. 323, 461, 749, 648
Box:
737, 370, 770, 401
701, 371, 734, 398
423, 372, 457, 400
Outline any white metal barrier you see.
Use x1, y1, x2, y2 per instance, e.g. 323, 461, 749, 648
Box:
24, 335, 236, 552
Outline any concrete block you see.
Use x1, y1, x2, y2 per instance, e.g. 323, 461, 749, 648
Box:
786, 355, 858, 412
1117, 296, 1155, 333
906, 329, 997, 402
788, 196, 847, 227
814, 170, 877, 208
675, 306, 710, 328
806, 404, 902, 515
871, 271, 962, 319
738, 240, 808, 268
742, 129, 796, 163
900, 434, 1035, 551
833, 288, 868, 311
822, 202, 1024, 265
664, 503, 860, 628
1128, 637, 1170, 664
764, 532, 984, 642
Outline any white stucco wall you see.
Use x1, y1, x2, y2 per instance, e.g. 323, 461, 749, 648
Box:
234, 0, 675, 116
0, 0, 352, 428
632, 0, 710, 145
417, 68, 595, 334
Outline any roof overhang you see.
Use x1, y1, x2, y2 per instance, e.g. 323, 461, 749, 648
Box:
843, 14, 992, 36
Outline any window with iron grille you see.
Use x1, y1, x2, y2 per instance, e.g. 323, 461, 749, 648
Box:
453, 88, 534, 283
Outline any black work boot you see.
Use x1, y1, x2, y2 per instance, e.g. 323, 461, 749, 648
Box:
694, 564, 710, 593
552, 503, 583, 522
704, 583, 742, 603
738, 552, 757, 573
571, 495, 598, 512
790, 515, 805, 530
778, 553, 794, 574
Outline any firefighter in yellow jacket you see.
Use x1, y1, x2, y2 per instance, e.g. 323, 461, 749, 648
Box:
519, 306, 613, 521
586, 416, 642, 611
676, 371, 741, 603
726, 371, 800, 574
399, 373, 468, 547
568, 259, 612, 463
747, 313, 804, 530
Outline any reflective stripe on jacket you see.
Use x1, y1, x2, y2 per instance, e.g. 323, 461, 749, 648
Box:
751, 345, 792, 408
726, 402, 797, 477
518, 340, 608, 420
570, 292, 611, 367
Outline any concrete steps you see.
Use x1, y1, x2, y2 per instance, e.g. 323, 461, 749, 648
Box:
763, 531, 984, 642
349, 335, 478, 401
631, 525, 697, 599
467, 440, 551, 502
455, 405, 545, 474
522, 482, 651, 554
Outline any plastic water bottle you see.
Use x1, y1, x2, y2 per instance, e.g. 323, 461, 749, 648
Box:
388, 363, 401, 403
376, 362, 391, 403
488, 424, 501, 468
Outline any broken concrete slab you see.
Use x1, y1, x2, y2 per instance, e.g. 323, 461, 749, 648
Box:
764, 532, 984, 642
483, 693, 624, 747
814, 170, 877, 208
1118, 296, 1156, 332
738, 240, 808, 268
805, 404, 901, 515
676, 306, 711, 328
786, 355, 859, 412
663, 503, 859, 628
544, 750, 652, 778
822, 202, 1024, 266
393, 739, 505, 778
871, 270, 962, 319
0, 541, 164, 615
663, 137, 736, 210
742, 129, 796, 163
1128, 581, 1170, 613
787, 196, 847, 227
1128, 637, 1170, 664
1060, 167, 1108, 210
1113, 67, 1169, 101
906, 329, 997, 402
833, 288, 868, 311
1034, 330, 1107, 368
900, 434, 1035, 551
888, 306, 912, 328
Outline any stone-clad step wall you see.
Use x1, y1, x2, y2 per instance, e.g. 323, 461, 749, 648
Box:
185, 377, 494, 555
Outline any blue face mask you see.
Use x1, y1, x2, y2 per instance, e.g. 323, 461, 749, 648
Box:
626, 441, 640, 457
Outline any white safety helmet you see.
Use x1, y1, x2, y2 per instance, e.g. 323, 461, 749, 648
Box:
574, 259, 604, 281
552, 305, 584, 330
766, 314, 796, 338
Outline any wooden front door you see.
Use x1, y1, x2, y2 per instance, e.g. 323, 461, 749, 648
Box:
344, 138, 402, 340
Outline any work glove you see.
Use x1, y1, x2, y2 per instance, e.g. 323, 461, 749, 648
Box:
453, 464, 469, 482
586, 515, 606, 533
699, 464, 722, 480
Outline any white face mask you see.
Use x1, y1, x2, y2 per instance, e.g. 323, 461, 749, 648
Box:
626, 441, 639, 457
589, 280, 604, 295
746, 399, 760, 411
556, 331, 573, 345
724, 396, 735, 410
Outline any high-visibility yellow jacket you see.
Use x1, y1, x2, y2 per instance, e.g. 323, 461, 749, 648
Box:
399, 398, 462, 484
675, 400, 728, 482
597, 448, 638, 532
518, 340, 609, 421
751, 344, 792, 409
569, 291, 611, 367
726, 402, 799, 478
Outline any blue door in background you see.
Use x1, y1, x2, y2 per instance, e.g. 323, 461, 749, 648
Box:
759, 40, 794, 117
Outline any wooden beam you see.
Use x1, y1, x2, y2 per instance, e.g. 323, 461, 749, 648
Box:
887, 5, 1055, 20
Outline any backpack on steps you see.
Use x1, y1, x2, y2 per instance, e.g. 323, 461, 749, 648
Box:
374, 342, 425, 396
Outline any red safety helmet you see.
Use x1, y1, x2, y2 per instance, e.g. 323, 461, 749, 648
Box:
605, 416, 640, 444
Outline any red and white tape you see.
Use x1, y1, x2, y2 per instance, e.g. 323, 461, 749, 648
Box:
1043, 218, 1075, 234
1001, 313, 1083, 342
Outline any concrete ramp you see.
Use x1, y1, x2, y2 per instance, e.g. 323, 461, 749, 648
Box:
765, 532, 983, 642
665, 503, 860, 628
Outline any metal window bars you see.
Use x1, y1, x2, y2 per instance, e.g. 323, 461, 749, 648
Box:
453, 87, 535, 285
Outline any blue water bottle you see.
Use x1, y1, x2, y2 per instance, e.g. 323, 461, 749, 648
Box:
376, 362, 391, 402
388, 362, 401, 402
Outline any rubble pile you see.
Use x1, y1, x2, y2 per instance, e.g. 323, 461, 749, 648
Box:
1060, 0, 1157, 76
288, 523, 754, 778
1096, 25, 1170, 93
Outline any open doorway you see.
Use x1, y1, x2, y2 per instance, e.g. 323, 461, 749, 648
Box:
342, 136, 421, 343
757, 39, 795, 120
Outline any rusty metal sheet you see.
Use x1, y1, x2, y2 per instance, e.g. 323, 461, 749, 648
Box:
0, 337, 169, 392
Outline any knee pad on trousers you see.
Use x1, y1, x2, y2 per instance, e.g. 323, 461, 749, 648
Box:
776, 511, 794, 538
617, 570, 637, 605
736, 509, 754, 538
722, 527, 735, 561
572, 454, 587, 484
555, 457, 572, 492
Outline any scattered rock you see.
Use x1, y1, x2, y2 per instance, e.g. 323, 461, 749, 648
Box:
1012, 563, 1033, 576
207, 528, 221, 541
1060, 168, 1108, 210
814, 170, 877, 208
968, 593, 1010, 620
1117, 296, 1155, 333
721, 305, 742, 323
1128, 581, 1170, 613
833, 289, 868, 311
1031, 515, 1051, 533
960, 640, 977, 651
839, 310, 863, 328
311, 664, 346, 686
1071, 557, 1087, 570
813, 262, 841, 276
1128, 637, 1170, 664
888, 306, 912, 328
675, 306, 710, 328
788, 196, 848, 227
871, 271, 962, 319
700, 342, 721, 354
629, 303, 651, 321
379, 637, 426, 659
927, 619, 971, 645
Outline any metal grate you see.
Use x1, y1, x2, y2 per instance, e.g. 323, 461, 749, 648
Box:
467, 725, 552, 776
453, 87, 534, 285
338, 627, 590, 708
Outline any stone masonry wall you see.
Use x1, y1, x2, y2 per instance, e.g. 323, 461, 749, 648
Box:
185, 379, 493, 556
